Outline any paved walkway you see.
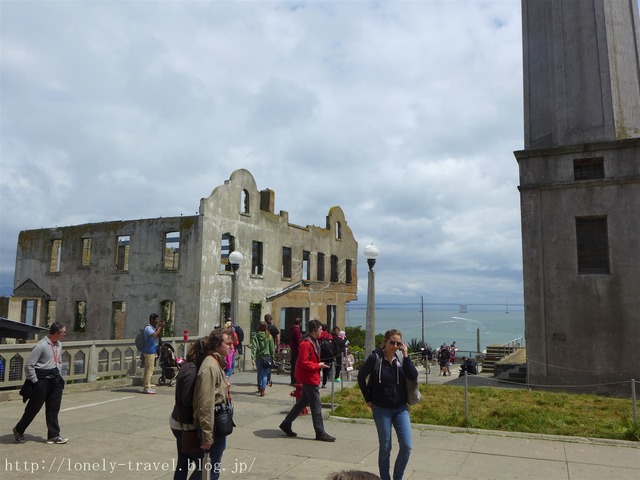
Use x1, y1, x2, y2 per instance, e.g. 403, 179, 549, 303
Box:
1, 368, 639, 479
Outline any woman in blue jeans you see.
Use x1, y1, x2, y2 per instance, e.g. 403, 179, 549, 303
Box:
251, 321, 275, 397
357, 329, 419, 480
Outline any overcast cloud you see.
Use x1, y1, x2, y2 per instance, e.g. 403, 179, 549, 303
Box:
0, 0, 525, 306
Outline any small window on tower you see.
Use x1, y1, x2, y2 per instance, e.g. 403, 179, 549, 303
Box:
574, 157, 604, 180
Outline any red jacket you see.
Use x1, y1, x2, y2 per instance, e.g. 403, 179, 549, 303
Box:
294, 336, 321, 385
289, 325, 302, 355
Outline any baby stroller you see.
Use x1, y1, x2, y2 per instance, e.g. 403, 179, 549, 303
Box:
158, 343, 182, 386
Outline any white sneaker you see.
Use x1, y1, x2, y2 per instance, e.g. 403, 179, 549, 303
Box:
47, 436, 68, 444
143, 388, 157, 395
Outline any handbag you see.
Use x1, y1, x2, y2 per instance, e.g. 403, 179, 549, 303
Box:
214, 401, 235, 436
405, 376, 422, 405
181, 429, 200, 455
261, 356, 273, 368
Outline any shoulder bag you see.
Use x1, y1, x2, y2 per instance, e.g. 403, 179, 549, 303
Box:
214, 400, 235, 436
405, 376, 422, 405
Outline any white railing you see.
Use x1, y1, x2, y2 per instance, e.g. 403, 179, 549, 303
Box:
0, 337, 189, 389
500, 336, 525, 348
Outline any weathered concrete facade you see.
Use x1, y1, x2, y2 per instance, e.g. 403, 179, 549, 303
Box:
517, 0, 640, 391
10, 169, 358, 341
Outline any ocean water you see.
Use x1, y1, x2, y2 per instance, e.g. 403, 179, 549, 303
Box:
344, 304, 524, 354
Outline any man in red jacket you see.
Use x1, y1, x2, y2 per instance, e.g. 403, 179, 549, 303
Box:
279, 319, 335, 442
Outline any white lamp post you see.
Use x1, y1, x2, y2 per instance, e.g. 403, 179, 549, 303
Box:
364, 244, 379, 356
229, 251, 243, 326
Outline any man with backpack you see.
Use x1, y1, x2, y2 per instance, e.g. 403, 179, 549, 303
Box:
319, 324, 338, 388
142, 313, 164, 394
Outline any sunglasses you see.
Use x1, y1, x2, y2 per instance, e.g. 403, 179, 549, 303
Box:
388, 340, 403, 346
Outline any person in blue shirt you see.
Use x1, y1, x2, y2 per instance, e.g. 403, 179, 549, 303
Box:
143, 313, 164, 394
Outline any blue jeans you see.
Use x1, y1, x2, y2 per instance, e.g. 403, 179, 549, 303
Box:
372, 405, 413, 480
256, 360, 269, 390
207, 434, 227, 480
171, 428, 203, 480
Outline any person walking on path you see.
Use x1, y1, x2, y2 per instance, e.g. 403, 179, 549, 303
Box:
264, 314, 279, 387
143, 313, 164, 394
279, 319, 336, 442
289, 317, 302, 385
251, 321, 275, 397
193, 329, 233, 480
13, 322, 68, 445
332, 326, 347, 382
170, 337, 209, 480
357, 329, 418, 480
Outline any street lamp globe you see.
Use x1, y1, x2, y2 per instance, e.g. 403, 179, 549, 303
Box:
363, 244, 379, 271
229, 251, 243, 272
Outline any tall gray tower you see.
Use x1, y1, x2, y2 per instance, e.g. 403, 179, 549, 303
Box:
516, 0, 640, 392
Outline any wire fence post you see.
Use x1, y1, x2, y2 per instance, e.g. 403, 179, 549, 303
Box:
340, 352, 344, 391
464, 372, 469, 422
330, 362, 336, 414
632, 379, 638, 429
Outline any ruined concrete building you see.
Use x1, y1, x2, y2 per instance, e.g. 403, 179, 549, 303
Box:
516, 0, 640, 392
9, 169, 358, 341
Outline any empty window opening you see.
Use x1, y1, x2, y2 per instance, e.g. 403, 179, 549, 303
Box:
81, 238, 91, 267
302, 250, 310, 280
574, 157, 604, 180
335, 221, 342, 240
326, 305, 337, 330
220, 233, 235, 272
116, 236, 130, 272
164, 231, 180, 270
576, 216, 610, 274
317, 253, 325, 281
161, 300, 176, 337
50, 239, 62, 272
282, 246, 292, 278
252, 240, 264, 275
250, 302, 262, 333
330, 255, 339, 283
346, 259, 353, 284
220, 303, 231, 328
21, 300, 37, 326
74, 300, 87, 333
241, 189, 250, 214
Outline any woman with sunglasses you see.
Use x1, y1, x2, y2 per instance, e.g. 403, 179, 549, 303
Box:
357, 329, 418, 480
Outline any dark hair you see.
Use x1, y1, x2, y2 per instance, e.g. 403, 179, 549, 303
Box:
208, 329, 230, 351
307, 319, 322, 333
186, 337, 209, 367
49, 322, 66, 335
294, 317, 302, 325
327, 471, 381, 480
149, 313, 159, 321
383, 329, 402, 342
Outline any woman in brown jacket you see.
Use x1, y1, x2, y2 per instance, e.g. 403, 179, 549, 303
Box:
193, 329, 232, 480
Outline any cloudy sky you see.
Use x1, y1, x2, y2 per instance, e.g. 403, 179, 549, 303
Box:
1, 0, 525, 307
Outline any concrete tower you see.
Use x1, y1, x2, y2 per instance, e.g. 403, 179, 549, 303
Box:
516, 0, 640, 392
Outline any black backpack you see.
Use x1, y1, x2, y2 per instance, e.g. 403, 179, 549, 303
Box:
135, 328, 146, 351
320, 336, 338, 360
234, 325, 245, 344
